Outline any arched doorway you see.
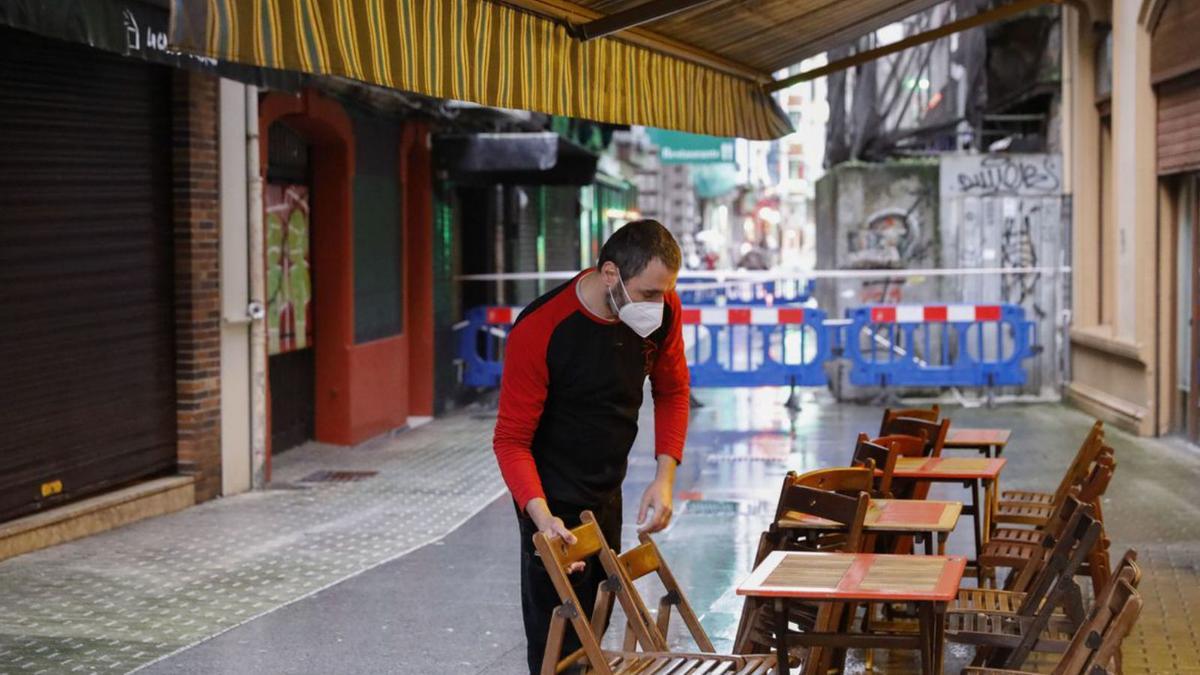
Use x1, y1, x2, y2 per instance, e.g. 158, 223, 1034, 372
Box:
265, 120, 316, 453
259, 90, 356, 469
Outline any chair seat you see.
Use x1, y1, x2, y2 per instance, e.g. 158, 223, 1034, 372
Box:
994, 501, 1054, 527
989, 527, 1042, 545
955, 662, 1041, 667
944, 611, 1073, 652
998, 489, 1055, 506
606, 651, 775, 675
979, 540, 1038, 571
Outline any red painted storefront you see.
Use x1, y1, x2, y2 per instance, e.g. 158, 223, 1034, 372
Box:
259, 89, 434, 468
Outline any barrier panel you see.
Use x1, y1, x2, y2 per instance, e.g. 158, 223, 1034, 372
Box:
457, 306, 524, 388
682, 307, 829, 388
456, 304, 829, 389
676, 277, 814, 306
842, 304, 1036, 388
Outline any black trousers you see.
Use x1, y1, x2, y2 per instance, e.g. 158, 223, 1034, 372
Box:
518, 492, 623, 675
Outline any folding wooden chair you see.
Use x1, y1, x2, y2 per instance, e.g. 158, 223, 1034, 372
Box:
998, 421, 1104, 508
534, 512, 775, 675
961, 556, 1143, 675
945, 509, 1104, 670
850, 433, 899, 498
879, 405, 941, 435
592, 531, 718, 654
734, 485, 870, 671
981, 458, 1115, 590
995, 435, 1110, 529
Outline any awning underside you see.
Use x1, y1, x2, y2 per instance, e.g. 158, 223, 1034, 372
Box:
168, 0, 946, 139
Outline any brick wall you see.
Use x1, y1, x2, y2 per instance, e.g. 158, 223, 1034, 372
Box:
172, 70, 222, 502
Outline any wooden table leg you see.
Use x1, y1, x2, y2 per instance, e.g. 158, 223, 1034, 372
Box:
933, 601, 947, 674
917, 601, 935, 675
774, 598, 790, 675
923, 532, 933, 555
937, 532, 948, 555
969, 479, 984, 578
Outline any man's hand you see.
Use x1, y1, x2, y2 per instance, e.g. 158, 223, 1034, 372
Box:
637, 478, 674, 533
526, 498, 585, 574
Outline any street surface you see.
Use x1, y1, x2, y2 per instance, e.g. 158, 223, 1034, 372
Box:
1, 390, 1197, 674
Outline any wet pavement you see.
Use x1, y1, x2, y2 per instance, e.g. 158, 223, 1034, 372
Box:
1, 389, 1198, 674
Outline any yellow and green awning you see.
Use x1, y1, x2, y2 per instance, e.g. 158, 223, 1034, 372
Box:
168, 0, 792, 139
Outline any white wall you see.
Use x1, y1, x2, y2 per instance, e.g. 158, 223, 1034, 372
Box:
218, 78, 252, 496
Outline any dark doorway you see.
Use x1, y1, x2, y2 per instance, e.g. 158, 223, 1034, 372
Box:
267, 121, 316, 453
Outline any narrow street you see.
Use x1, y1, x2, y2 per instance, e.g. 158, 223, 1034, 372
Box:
1, 391, 1196, 674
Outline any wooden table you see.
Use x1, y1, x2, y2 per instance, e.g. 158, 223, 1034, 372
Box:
778, 499, 963, 555
892, 457, 1006, 577
944, 427, 1011, 458
738, 551, 967, 675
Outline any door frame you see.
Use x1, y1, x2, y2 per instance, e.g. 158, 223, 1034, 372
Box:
1189, 174, 1200, 443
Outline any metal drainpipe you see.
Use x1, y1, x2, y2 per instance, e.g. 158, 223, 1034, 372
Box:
246, 86, 268, 489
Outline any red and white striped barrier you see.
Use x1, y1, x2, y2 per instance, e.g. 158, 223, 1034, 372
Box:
484, 307, 525, 324
868, 304, 1002, 324
680, 307, 807, 325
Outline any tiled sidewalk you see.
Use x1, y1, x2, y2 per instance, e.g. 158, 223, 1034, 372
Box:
0, 413, 506, 674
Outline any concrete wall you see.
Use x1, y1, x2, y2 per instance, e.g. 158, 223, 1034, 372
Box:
814, 160, 942, 318
939, 153, 1067, 396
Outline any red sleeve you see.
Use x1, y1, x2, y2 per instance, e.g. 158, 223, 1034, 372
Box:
650, 291, 690, 464
492, 315, 550, 511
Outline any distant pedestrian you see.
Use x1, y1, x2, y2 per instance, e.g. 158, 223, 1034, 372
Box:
492, 220, 690, 673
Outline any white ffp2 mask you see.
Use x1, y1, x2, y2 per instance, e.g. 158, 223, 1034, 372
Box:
609, 275, 664, 338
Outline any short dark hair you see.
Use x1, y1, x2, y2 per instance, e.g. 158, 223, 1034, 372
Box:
596, 219, 681, 280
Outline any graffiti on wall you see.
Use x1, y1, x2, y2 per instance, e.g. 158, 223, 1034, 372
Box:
266, 184, 312, 355
846, 185, 935, 303
947, 154, 1061, 197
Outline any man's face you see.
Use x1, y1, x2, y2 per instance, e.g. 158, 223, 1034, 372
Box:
603, 258, 677, 303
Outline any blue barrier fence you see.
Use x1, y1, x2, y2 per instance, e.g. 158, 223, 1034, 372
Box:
842, 304, 1037, 388
456, 302, 1037, 391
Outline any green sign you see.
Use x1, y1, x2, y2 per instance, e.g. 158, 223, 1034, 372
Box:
645, 128, 735, 165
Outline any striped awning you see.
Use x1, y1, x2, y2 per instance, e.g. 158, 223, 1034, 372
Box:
168, 0, 793, 139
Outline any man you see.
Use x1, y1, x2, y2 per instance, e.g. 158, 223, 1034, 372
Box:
492, 220, 690, 673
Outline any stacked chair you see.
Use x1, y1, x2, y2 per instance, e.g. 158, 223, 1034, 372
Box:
983, 423, 1117, 593
531, 410, 1145, 675
534, 512, 777, 675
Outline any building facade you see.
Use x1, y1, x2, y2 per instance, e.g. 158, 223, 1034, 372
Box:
1061, 0, 1199, 441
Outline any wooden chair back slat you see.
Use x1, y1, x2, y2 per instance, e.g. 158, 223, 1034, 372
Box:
771, 468, 873, 523
851, 433, 899, 498
774, 485, 871, 554
1051, 422, 1106, 505
879, 405, 940, 435
879, 417, 950, 458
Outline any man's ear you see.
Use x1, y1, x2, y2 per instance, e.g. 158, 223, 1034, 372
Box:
599, 261, 619, 286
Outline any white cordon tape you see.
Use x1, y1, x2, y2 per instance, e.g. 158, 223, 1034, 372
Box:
455, 266, 1072, 288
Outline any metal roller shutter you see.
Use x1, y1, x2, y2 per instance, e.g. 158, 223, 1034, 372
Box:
0, 28, 176, 522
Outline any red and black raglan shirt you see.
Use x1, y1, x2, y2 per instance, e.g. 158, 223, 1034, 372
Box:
492, 271, 690, 512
